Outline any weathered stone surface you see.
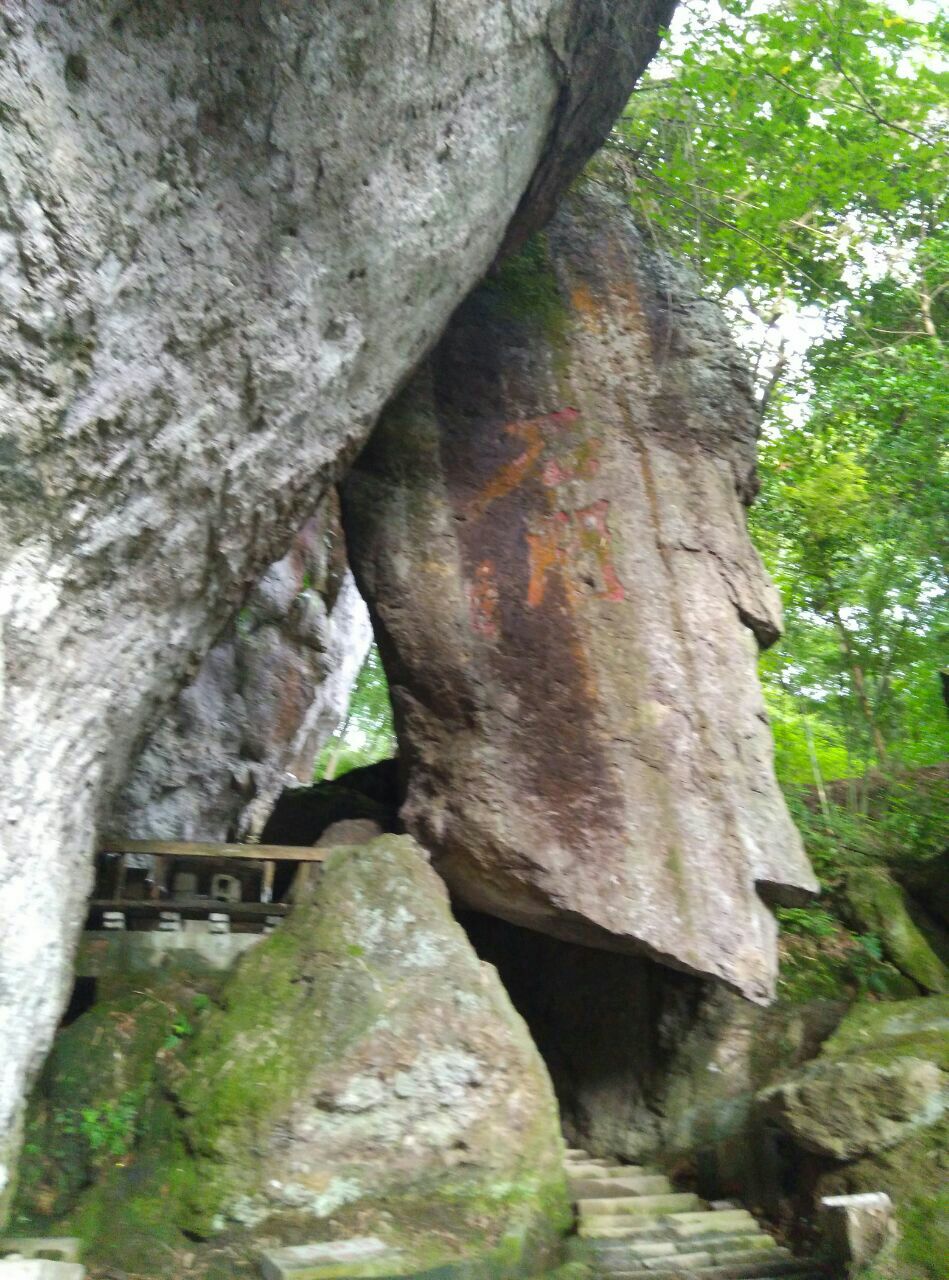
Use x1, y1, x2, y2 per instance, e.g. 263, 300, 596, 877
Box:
843, 867, 948, 995
10, 842, 568, 1272
173, 836, 568, 1251
111, 498, 372, 845
316, 819, 385, 848
819, 1192, 896, 1277
756, 996, 948, 1161
343, 193, 817, 1002
0, 0, 672, 1201
759, 1053, 944, 1162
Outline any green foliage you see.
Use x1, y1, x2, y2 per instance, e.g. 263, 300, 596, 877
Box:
775, 777, 947, 1001
314, 642, 396, 780
776, 906, 839, 938
607, 0, 948, 785
75, 1094, 141, 1160
614, 0, 947, 305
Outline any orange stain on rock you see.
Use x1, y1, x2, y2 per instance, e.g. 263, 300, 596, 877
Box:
526, 513, 569, 608
468, 408, 580, 518
465, 405, 625, 615
570, 282, 600, 318
469, 558, 501, 638
576, 499, 625, 602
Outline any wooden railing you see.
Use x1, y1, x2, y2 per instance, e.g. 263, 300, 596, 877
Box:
97, 839, 325, 909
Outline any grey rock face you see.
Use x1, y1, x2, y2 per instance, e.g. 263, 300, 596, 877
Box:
344, 193, 817, 1004
111, 498, 372, 845
0, 0, 672, 1204
173, 836, 569, 1252
756, 996, 949, 1160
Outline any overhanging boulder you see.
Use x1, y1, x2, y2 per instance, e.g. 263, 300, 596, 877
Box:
343, 193, 818, 1002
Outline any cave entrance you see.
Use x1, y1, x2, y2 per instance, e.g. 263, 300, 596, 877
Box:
455, 908, 708, 1166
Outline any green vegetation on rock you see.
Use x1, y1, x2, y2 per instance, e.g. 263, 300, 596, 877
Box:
759, 996, 948, 1279
843, 868, 948, 995
9, 838, 569, 1277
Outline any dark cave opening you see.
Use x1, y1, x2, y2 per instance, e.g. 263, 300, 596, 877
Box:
456, 907, 709, 1164
455, 909, 824, 1235
260, 755, 403, 899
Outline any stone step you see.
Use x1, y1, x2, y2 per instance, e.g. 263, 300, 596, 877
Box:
588, 1233, 780, 1261
580, 1223, 674, 1240
600, 1265, 823, 1280
571, 1174, 672, 1199
581, 1192, 702, 1221
567, 1162, 647, 1179
621, 1241, 680, 1261
620, 1250, 714, 1272
581, 1219, 677, 1241
712, 1249, 792, 1268
703, 1235, 786, 1256
580, 1210, 760, 1243
668, 1210, 759, 1236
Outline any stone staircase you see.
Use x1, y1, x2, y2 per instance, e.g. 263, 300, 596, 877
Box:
566, 1148, 829, 1280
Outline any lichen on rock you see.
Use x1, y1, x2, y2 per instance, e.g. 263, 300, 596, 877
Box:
843, 867, 948, 995
173, 835, 568, 1253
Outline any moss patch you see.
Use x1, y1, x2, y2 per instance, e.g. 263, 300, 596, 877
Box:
8, 969, 215, 1229
844, 868, 948, 995
482, 235, 568, 347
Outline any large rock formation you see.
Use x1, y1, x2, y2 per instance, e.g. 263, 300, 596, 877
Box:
343, 193, 818, 1004
112, 496, 372, 845
0, 0, 673, 1200
12, 836, 569, 1276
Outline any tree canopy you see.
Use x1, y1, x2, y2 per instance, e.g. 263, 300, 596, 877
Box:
606, 0, 948, 791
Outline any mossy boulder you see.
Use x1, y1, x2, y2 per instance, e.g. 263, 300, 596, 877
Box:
171, 835, 568, 1258
7, 967, 216, 1234
757, 997, 948, 1280
8, 837, 568, 1276
844, 868, 948, 995
758, 996, 948, 1161
820, 996, 949, 1064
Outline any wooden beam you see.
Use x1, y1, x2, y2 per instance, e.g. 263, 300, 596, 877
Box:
88, 899, 289, 919
99, 839, 327, 863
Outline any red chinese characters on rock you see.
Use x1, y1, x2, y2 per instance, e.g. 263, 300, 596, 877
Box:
467, 407, 625, 621
469, 558, 501, 638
